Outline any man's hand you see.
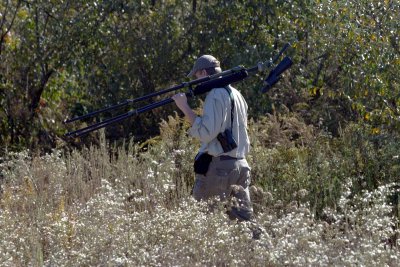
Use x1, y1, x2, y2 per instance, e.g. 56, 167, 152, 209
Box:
172, 93, 196, 125
172, 93, 189, 110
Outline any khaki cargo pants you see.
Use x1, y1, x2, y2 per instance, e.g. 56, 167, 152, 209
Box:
192, 155, 253, 221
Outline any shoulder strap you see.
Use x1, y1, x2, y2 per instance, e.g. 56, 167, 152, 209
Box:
223, 86, 235, 128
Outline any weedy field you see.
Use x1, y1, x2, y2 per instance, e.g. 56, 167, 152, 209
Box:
0, 114, 399, 266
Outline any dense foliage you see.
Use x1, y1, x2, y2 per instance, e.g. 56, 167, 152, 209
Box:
1, 0, 398, 152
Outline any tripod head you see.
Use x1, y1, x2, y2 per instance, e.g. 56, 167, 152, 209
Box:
261, 56, 293, 93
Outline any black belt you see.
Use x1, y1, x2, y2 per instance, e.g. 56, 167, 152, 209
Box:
219, 155, 243, 161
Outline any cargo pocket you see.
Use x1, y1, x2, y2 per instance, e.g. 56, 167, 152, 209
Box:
215, 168, 239, 198
192, 176, 207, 201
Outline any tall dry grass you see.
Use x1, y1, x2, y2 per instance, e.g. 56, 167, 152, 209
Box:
0, 113, 399, 266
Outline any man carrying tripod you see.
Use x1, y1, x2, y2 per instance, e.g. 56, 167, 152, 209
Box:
172, 55, 253, 222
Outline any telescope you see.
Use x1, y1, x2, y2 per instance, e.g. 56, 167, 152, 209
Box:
64, 43, 293, 138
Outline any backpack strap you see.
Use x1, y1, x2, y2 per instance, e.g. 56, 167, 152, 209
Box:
223, 86, 235, 128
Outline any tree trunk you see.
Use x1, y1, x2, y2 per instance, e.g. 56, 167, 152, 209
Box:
192, 0, 197, 13
28, 69, 54, 118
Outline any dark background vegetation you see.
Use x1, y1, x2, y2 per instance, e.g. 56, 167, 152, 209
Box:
1, 0, 398, 153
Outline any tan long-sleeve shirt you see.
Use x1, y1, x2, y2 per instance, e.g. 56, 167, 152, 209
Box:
188, 85, 250, 158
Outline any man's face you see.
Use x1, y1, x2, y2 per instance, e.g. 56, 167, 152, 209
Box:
195, 69, 207, 79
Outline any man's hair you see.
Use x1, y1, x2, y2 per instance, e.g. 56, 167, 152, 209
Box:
204, 67, 222, 76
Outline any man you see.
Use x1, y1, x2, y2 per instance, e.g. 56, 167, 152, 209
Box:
172, 55, 253, 221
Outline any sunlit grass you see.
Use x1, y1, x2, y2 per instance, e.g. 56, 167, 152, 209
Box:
0, 115, 399, 266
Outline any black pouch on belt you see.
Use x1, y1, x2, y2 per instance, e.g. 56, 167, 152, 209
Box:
217, 128, 238, 153
194, 153, 213, 175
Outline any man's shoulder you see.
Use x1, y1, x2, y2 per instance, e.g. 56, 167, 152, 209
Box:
208, 87, 230, 98
210, 86, 247, 102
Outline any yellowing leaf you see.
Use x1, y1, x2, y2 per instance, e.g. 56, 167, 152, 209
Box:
3, 32, 12, 44
309, 87, 318, 96
372, 128, 380, 134
17, 9, 28, 20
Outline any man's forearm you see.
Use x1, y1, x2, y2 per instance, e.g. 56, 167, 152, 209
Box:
179, 105, 197, 125
172, 93, 197, 125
